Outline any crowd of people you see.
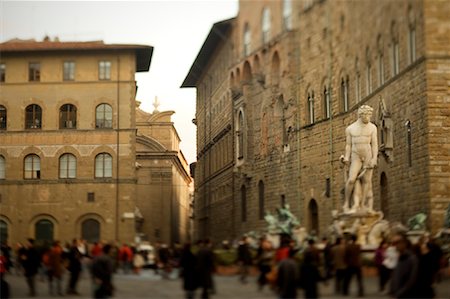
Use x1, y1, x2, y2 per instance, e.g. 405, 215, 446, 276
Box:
0, 238, 182, 298
0, 232, 448, 299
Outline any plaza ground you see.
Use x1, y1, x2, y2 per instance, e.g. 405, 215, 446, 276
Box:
3, 267, 449, 299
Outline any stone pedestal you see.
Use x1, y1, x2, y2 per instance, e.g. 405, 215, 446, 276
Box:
332, 210, 385, 247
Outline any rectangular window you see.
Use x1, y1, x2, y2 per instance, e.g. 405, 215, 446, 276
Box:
0, 63, 5, 82
366, 64, 372, 95
99, 61, 111, 80
63, 61, 75, 81
409, 28, 416, 63
378, 54, 385, 86
392, 42, 400, 76
87, 192, 95, 202
29, 62, 40, 82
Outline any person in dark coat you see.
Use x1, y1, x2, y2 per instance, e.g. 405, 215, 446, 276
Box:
91, 244, 114, 299
343, 234, 364, 297
237, 236, 253, 284
66, 238, 82, 295
299, 240, 322, 299
196, 239, 215, 299
389, 233, 418, 299
179, 242, 197, 299
20, 238, 40, 297
277, 249, 299, 299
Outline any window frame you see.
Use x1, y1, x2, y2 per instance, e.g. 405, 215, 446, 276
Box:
25, 104, 42, 129
63, 61, 76, 81
98, 60, 111, 80
59, 104, 77, 129
0, 105, 6, 130
262, 7, 271, 44
0, 155, 5, 179
59, 153, 77, 179
323, 86, 331, 119
308, 91, 315, 124
29, 62, 41, 82
95, 103, 113, 129
0, 63, 5, 82
243, 23, 251, 56
24, 154, 41, 179
283, 0, 292, 30
95, 153, 112, 178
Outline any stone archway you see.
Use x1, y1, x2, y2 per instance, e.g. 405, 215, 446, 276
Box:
308, 199, 319, 234
35, 219, 54, 243
81, 218, 100, 243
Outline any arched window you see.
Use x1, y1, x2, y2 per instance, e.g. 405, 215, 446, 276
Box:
323, 85, 331, 119
0, 220, 7, 243
96, 104, 113, 128
237, 110, 245, 159
59, 104, 77, 129
59, 153, 76, 178
82, 219, 100, 243
355, 58, 361, 103
241, 185, 247, 222
0, 155, 5, 179
271, 53, 281, 86
366, 48, 372, 95
243, 61, 253, 84
283, 0, 292, 30
262, 7, 271, 44
0, 105, 6, 130
95, 153, 112, 178
307, 91, 315, 124
274, 97, 287, 145
308, 199, 319, 234
25, 104, 42, 129
377, 36, 385, 86
24, 154, 40, 179
258, 180, 265, 220
408, 7, 416, 63
243, 23, 251, 56
391, 21, 400, 76
35, 219, 54, 242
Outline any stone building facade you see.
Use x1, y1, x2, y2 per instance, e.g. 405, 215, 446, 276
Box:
135, 104, 192, 245
0, 39, 192, 246
182, 0, 450, 243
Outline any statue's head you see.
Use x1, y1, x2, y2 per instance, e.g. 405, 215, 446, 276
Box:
358, 105, 373, 124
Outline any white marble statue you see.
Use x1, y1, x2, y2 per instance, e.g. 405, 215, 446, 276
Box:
341, 105, 378, 213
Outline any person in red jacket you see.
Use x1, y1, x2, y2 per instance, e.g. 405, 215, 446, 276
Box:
118, 243, 133, 274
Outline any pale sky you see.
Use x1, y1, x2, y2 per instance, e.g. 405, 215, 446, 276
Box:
0, 0, 239, 164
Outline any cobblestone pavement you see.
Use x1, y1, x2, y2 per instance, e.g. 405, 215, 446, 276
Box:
3, 268, 449, 299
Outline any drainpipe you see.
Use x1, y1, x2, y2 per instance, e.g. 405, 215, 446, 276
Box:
115, 55, 120, 242
326, 0, 334, 212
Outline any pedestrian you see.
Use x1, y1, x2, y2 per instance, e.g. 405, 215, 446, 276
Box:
91, 242, 103, 258
256, 237, 274, 292
91, 244, 114, 299
343, 234, 364, 297
389, 233, 418, 298
179, 242, 198, 299
47, 240, 65, 296
132, 250, 145, 274
413, 236, 437, 298
196, 239, 215, 299
299, 247, 322, 299
20, 238, 40, 297
67, 238, 82, 295
374, 239, 390, 293
158, 244, 171, 279
1, 248, 10, 299
331, 237, 347, 294
237, 236, 252, 284
321, 237, 333, 282
276, 248, 299, 299
118, 243, 133, 274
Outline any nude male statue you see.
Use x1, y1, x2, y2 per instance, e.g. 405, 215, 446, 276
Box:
342, 105, 378, 213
